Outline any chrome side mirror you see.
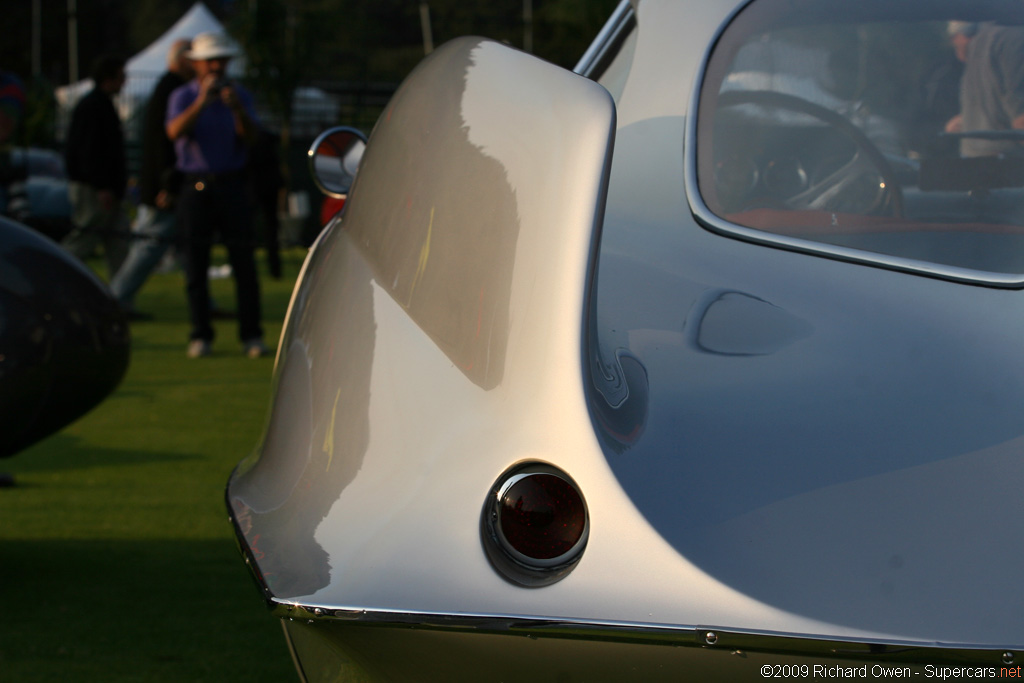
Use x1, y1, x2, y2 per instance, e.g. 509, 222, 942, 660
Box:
308, 126, 368, 198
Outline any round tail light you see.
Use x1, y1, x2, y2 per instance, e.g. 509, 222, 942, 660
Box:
481, 462, 589, 587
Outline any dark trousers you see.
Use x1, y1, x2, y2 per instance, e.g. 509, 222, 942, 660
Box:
177, 173, 263, 343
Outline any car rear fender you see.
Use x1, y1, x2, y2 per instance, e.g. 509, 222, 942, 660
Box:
228, 37, 617, 609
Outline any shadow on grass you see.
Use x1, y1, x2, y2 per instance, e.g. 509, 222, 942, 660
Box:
128, 337, 195, 353
0, 249, 304, 680
126, 328, 281, 353
4, 433, 202, 475
0, 538, 296, 682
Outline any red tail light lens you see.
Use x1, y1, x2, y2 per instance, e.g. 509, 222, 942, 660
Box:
499, 473, 586, 560
482, 463, 589, 587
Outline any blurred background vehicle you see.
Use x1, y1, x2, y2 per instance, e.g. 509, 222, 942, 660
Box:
0, 146, 73, 241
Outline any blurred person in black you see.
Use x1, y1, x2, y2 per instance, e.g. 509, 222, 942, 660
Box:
108, 39, 193, 319
249, 127, 284, 279
62, 55, 129, 278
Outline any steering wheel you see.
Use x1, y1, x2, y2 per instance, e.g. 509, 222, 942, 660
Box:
715, 90, 904, 218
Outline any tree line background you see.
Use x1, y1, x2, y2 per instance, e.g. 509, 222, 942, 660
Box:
1, 0, 620, 147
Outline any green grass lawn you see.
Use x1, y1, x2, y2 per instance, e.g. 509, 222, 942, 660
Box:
0, 248, 305, 682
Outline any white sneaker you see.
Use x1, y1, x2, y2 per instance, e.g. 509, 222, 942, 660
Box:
243, 338, 269, 359
187, 339, 212, 358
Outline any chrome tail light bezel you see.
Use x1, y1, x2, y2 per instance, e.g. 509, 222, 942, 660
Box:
481, 461, 590, 588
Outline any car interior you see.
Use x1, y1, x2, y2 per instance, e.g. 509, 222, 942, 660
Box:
697, 0, 1024, 277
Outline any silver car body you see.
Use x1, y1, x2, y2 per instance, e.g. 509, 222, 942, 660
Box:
229, 0, 1024, 678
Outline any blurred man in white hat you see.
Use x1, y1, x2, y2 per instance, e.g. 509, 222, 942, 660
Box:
166, 31, 268, 359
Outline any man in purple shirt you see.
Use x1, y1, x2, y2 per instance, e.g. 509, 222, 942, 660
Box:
167, 31, 268, 359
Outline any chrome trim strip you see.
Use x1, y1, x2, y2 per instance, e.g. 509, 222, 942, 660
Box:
226, 476, 276, 605
681, 1, 1024, 289
574, 0, 636, 78
269, 600, 1017, 666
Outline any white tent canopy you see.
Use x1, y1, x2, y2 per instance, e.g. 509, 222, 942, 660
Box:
124, 2, 244, 79
55, 2, 242, 134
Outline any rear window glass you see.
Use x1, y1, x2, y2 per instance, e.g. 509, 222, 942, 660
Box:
696, 0, 1024, 282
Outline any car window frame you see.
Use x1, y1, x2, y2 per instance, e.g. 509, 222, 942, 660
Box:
575, 0, 637, 84
683, 0, 1024, 289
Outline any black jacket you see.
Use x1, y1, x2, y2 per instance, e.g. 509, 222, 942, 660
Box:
65, 87, 126, 198
138, 71, 185, 207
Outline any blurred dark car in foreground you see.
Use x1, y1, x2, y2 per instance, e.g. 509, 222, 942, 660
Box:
228, 0, 1024, 678
0, 216, 129, 458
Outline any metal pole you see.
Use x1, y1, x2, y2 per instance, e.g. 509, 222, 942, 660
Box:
32, 0, 42, 78
68, 0, 79, 82
523, 0, 533, 54
420, 2, 433, 55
